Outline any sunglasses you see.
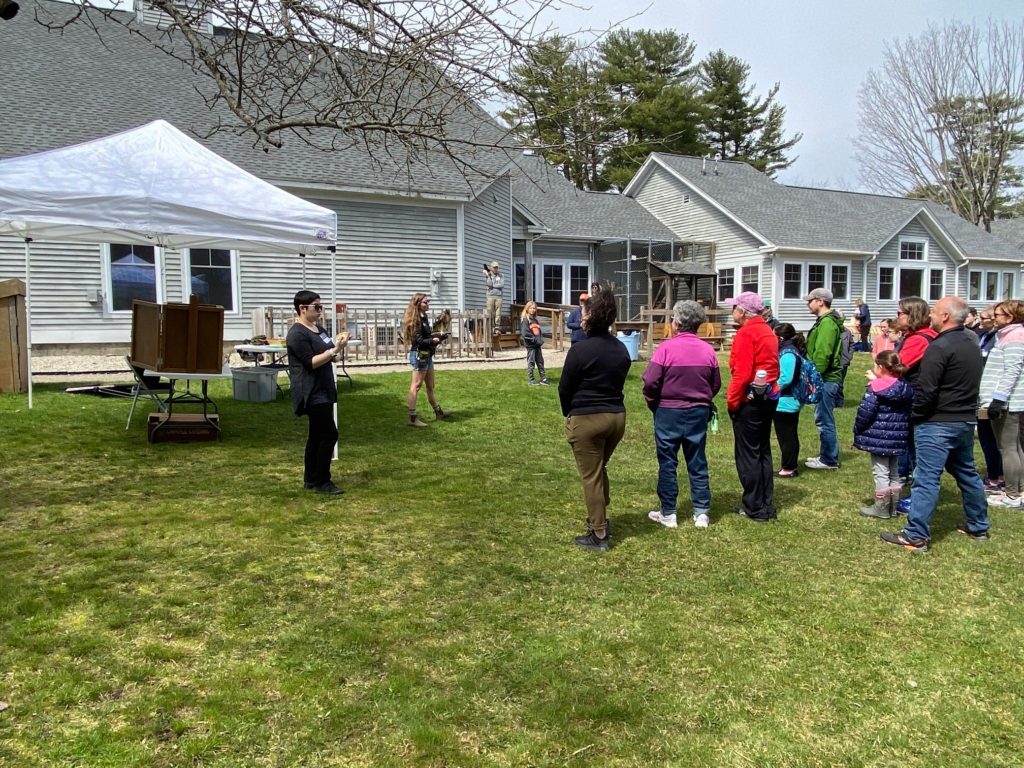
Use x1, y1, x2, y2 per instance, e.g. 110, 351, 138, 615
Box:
304, 303, 324, 311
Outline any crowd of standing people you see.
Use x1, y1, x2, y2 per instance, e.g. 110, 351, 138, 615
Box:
287, 278, 1016, 556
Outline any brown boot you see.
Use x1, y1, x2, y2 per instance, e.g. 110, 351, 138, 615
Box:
408, 411, 429, 428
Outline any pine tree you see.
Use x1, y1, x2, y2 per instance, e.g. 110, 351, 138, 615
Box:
502, 36, 612, 189
699, 50, 800, 175
598, 29, 706, 188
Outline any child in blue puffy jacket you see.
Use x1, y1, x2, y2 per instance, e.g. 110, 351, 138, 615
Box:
853, 350, 913, 519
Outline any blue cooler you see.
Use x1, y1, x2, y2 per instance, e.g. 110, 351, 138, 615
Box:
616, 331, 639, 361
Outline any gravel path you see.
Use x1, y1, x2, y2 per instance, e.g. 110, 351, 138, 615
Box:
31, 348, 570, 382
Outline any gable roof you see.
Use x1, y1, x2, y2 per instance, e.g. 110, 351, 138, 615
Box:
0, 1, 514, 201
632, 154, 1022, 262
510, 154, 679, 242
990, 218, 1024, 252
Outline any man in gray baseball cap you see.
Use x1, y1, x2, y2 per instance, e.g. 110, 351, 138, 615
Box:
804, 287, 844, 469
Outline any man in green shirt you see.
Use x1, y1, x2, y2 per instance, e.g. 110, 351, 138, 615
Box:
804, 288, 845, 469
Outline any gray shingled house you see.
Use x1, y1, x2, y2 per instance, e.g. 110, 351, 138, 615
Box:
0, 0, 515, 348
624, 153, 1024, 329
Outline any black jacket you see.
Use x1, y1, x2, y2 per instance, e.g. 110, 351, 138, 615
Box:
911, 325, 984, 424
558, 331, 631, 416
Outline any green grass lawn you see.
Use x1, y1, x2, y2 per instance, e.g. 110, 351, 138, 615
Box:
2, 353, 1022, 767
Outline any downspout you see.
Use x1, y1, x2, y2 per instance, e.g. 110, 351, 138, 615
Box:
863, 252, 878, 303
955, 259, 969, 298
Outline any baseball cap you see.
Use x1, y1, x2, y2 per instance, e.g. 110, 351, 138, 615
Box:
723, 291, 764, 315
490, 261, 500, 268
579, 292, 589, 302
803, 287, 833, 303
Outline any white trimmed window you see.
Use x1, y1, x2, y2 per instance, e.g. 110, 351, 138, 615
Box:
899, 238, 927, 261
103, 243, 162, 312
878, 266, 895, 300
879, 263, 944, 302
184, 248, 239, 312
830, 265, 848, 300
740, 265, 759, 293
783, 261, 850, 300
718, 268, 735, 301
928, 269, 945, 302
969, 269, 1017, 302
783, 263, 802, 299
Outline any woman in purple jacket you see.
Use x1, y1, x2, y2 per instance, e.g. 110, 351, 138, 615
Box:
642, 300, 721, 529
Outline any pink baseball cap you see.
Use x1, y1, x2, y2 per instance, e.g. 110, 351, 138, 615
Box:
723, 291, 765, 315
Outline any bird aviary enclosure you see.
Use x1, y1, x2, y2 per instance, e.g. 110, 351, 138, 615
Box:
594, 240, 717, 320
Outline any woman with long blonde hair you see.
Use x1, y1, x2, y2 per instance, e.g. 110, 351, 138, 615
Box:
402, 292, 450, 427
519, 300, 548, 386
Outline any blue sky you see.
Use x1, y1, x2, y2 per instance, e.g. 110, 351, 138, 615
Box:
537, 0, 1023, 190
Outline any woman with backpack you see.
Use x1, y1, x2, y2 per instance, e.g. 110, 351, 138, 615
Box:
773, 324, 806, 478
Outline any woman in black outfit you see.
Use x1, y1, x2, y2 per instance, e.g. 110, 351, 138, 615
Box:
558, 290, 632, 552
286, 290, 349, 495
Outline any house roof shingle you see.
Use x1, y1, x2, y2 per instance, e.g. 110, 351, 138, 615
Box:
0, 1, 514, 200
645, 154, 1022, 262
510, 154, 679, 242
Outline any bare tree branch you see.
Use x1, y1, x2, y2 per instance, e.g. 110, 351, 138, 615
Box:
856, 19, 1024, 229
35, 0, 603, 186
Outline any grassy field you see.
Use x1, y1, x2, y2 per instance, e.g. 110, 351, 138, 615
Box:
2, 352, 1022, 767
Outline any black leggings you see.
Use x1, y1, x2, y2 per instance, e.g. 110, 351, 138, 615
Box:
305, 402, 339, 486
773, 410, 800, 471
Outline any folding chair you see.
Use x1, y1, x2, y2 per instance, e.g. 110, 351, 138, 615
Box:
125, 356, 172, 429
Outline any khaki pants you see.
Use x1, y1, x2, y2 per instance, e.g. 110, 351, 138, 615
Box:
485, 295, 502, 330
565, 411, 626, 536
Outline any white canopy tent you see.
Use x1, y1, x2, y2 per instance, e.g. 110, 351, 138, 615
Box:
0, 120, 338, 407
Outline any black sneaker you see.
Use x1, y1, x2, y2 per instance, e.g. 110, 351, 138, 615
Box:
732, 505, 771, 523
955, 525, 990, 541
574, 531, 610, 552
879, 531, 928, 553
303, 481, 315, 489
312, 482, 345, 495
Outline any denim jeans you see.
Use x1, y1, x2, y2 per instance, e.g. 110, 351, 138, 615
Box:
654, 406, 711, 516
813, 380, 841, 466
904, 421, 989, 541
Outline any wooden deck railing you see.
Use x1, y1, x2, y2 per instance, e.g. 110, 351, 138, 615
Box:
253, 306, 510, 361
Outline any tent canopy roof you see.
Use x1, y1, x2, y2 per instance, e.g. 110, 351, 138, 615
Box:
0, 120, 336, 253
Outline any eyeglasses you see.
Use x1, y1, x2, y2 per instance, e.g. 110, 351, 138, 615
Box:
304, 303, 323, 311
896, 310, 908, 316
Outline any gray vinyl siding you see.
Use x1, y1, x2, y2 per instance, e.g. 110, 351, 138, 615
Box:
631, 164, 762, 265
321, 198, 459, 311
464, 176, 512, 311
533, 241, 590, 261
3, 195, 461, 345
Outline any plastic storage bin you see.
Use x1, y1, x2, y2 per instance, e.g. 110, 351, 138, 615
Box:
616, 331, 639, 361
232, 366, 279, 402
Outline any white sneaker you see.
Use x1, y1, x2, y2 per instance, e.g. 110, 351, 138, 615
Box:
647, 510, 678, 528
805, 456, 839, 470
989, 493, 1024, 508
694, 513, 710, 528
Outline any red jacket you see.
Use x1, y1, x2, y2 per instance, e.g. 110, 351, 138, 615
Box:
898, 327, 938, 386
727, 316, 780, 412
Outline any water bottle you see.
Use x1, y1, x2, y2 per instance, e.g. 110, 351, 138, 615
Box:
749, 369, 768, 400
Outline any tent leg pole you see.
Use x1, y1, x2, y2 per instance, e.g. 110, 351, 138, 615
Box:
25, 239, 33, 410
